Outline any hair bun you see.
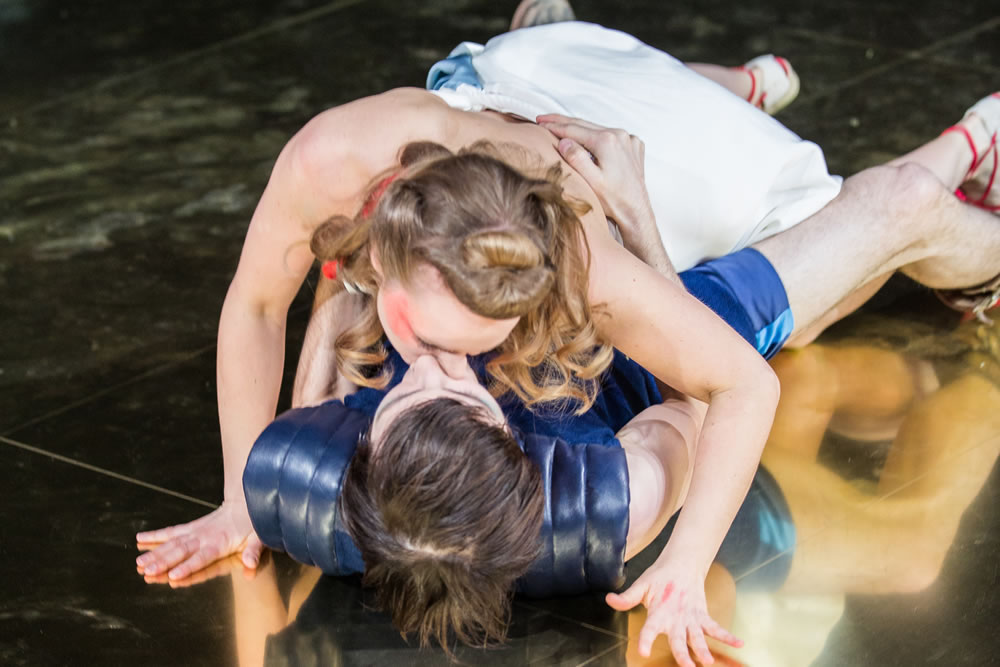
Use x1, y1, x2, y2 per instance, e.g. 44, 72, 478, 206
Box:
427, 231, 554, 319
461, 230, 545, 270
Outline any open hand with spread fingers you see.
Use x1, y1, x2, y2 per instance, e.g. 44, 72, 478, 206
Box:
607, 560, 743, 666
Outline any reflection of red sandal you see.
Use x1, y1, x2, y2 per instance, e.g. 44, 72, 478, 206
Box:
936, 273, 1000, 324
739, 55, 800, 116
941, 92, 1000, 212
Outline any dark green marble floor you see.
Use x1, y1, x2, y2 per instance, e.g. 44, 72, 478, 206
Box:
2, 0, 998, 665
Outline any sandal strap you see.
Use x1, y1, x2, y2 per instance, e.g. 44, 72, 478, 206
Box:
739, 54, 799, 115
941, 124, 980, 182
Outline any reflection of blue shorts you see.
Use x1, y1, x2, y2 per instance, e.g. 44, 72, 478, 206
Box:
679, 248, 793, 359
654, 465, 795, 591
718, 465, 796, 589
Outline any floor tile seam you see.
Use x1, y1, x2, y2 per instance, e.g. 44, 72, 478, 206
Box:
794, 15, 1000, 107
6, 0, 370, 120
2, 296, 314, 438
574, 640, 628, 666
1, 342, 218, 438
781, 26, 904, 52
796, 53, 922, 107
783, 15, 1000, 55
918, 55, 1000, 77
731, 547, 792, 586
512, 600, 629, 640
0, 434, 216, 508
867, 432, 1000, 505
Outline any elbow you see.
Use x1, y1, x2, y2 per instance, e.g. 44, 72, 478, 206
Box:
223, 277, 288, 329
755, 358, 781, 409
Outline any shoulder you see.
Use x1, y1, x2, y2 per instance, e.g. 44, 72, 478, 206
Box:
291, 89, 450, 174
277, 88, 451, 214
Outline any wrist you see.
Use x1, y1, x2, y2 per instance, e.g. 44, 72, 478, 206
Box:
656, 534, 712, 579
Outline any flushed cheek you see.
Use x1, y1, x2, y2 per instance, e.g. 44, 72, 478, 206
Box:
381, 290, 419, 352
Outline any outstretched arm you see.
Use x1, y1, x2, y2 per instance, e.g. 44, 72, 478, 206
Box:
135, 92, 395, 579
540, 115, 777, 666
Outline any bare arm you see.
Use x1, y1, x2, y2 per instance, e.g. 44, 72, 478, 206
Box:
621, 398, 705, 560
541, 115, 777, 665
135, 91, 411, 579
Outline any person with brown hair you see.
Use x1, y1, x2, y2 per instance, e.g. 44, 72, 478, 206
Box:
136, 16, 817, 607
135, 10, 1000, 666
288, 91, 1000, 664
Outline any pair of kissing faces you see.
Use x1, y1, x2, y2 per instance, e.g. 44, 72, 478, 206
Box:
368, 262, 518, 446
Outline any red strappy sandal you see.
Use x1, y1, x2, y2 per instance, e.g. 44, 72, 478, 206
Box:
941, 92, 1000, 212
739, 55, 800, 116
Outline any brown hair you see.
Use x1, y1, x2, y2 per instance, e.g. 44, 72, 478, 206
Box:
341, 398, 544, 651
310, 141, 614, 413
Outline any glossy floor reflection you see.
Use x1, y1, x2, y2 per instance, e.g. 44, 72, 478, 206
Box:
2, 0, 998, 665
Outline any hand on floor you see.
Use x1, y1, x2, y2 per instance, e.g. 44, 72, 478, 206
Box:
140, 552, 261, 588
607, 562, 742, 666
135, 500, 263, 581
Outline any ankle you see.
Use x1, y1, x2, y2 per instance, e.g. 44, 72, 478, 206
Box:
737, 66, 760, 106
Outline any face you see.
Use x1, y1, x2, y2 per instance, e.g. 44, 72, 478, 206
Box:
369, 354, 508, 446
376, 263, 520, 377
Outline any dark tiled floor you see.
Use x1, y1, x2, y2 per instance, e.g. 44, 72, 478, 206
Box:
2, 0, 999, 665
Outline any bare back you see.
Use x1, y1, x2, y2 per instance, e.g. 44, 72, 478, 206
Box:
257, 86, 766, 405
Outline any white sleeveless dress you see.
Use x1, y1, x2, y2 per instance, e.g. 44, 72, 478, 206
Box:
429, 22, 842, 272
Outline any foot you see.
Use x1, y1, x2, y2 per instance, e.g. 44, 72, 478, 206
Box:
739, 54, 800, 115
510, 0, 575, 31
944, 92, 1000, 211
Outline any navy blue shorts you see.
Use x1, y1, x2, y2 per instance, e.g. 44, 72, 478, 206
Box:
679, 248, 793, 360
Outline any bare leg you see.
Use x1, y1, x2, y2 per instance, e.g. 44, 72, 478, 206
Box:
754, 161, 1000, 338
889, 127, 973, 189
690, 56, 800, 115
752, 92, 1000, 339
509, 0, 574, 30
687, 63, 755, 101
783, 273, 892, 349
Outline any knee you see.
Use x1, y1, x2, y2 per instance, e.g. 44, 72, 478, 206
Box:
847, 163, 953, 225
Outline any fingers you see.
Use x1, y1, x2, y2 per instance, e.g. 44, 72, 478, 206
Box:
136, 534, 201, 576
703, 616, 744, 648
605, 585, 644, 611
241, 533, 265, 569
687, 626, 715, 666
136, 520, 196, 545
541, 118, 609, 153
536, 113, 606, 130
556, 138, 601, 181
167, 540, 224, 580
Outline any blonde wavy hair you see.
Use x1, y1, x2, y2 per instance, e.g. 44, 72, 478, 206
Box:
310, 141, 614, 412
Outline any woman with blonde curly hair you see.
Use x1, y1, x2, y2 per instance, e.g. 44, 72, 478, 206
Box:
135, 13, 860, 661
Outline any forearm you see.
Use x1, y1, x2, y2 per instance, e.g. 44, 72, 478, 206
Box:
654, 379, 779, 575
615, 211, 681, 285
217, 285, 288, 500
293, 287, 363, 407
